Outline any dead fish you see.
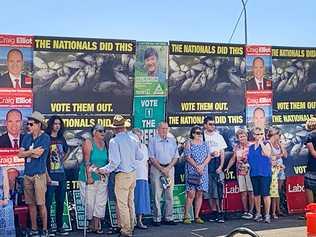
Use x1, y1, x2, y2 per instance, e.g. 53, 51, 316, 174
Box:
114, 71, 130, 87
60, 81, 78, 91
215, 82, 232, 92
214, 59, 221, 68
296, 61, 304, 69
34, 56, 48, 69
66, 138, 82, 146
204, 58, 213, 67
84, 64, 96, 79
48, 61, 62, 70
96, 55, 104, 67
290, 143, 302, 156
82, 55, 96, 65
296, 130, 308, 137
76, 70, 86, 87
67, 55, 78, 61
276, 67, 283, 74
228, 68, 242, 88
305, 83, 316, 92
169, 59, 180, 72
169, 71, 186, 82
180, 64, 189, 72
180, 77, 194, 91
49, 75, 69, 91
191, 63, 205, 71
64, 60, 86, 69
121, 54, 129, 66
285, 66, 297, 73
128, 57, 135, 73
276, 80, 287, 91
185, 69, 195, 79
205, 67, 215, 81
93, 81, 117, 92
240, 60, 246, 74
33, 69, 57, 83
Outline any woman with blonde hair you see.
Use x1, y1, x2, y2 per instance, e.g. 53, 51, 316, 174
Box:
304, 117, 316, 204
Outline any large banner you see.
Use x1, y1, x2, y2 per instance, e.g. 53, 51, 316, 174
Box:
272, 46, 316, 124
0, 34, 33, 167
134, 42, 168, 96
167, 41, 245, 127
33, 36, 136, 129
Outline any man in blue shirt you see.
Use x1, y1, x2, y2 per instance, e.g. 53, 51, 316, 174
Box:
148, 122, 179, 226
17, 111, 51, 237
97, 115, 143, 237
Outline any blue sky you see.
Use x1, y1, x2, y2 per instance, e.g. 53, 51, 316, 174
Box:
0, 0, 315, 47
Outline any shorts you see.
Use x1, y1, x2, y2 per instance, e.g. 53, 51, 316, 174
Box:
237, 174, 253, 192
24, 173, 47, 205
205, 174, 224, 200
251, 176, 272, 197
304, 171, 316, 192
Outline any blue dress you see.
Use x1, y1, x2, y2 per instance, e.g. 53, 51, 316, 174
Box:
184, 142, 209, 192
0, 168, 16, 236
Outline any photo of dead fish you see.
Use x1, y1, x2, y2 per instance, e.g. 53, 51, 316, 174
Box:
33, 52, 134, 95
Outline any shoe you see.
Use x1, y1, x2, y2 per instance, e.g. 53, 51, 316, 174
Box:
241, 212, 253, 220
272, 214, 279, 219
48, 229, 55, 237
164, 220, 177, 225
264, 214, 271, 223
152, 221, 161, 226
41, 230, 49, 237
119, 232, 133, 237
195, 217, 205, 224
29, 230, 40, 237
254, 214, 263, 222
107, 227, 121, 235
216, 212, 225, 223
208, 212, 218, 222
183, 217, 191, 224
136, 223, 148, 229
56, 228, 69, 236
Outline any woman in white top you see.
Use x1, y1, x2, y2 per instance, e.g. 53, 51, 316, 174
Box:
132, 128, 151, 229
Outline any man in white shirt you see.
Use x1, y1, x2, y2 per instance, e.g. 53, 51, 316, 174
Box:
0, 109, 23, 148
203, 116, 227, 223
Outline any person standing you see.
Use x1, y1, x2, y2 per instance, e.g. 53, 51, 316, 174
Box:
148, 122, 179, 226
45, 116, 69, 236
248, 127, 272, 223
78, 124, 108, 234
225, 129, 254, 219
183, 126, 211, 224
0, 167, 16, 236
304, 117, 316, 205
203, 116, 227, 223
96, 115, 143, 237
132, 128, 151, 229
17, 111, 50, 237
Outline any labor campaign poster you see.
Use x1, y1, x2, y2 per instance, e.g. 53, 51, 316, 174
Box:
167, 41, 246, 127
245, 45, 273, 131
272, 46, 316, 125
134, 41, 168, 96
33, 36, 136, 129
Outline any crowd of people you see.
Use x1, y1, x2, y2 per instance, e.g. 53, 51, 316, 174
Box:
0, 112, 316, 237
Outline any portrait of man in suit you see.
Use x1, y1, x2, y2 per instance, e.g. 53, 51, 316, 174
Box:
0, 48, 32, 88
246, 57, 272, 91
0, 109, 23, 148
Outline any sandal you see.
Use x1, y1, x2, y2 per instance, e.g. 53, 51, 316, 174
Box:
107, 227, 121, 235
95, 229, 104, 234
195, 217, 205, 224
183, 217, 191, 224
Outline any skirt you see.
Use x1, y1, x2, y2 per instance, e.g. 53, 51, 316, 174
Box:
0, 200, 16, 237
134, 180, 151, 215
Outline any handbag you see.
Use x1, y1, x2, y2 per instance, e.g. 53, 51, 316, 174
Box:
187, 173, 202, 185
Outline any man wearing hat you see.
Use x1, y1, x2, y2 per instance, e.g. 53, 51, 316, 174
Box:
96, 115, 143, 237
17, 111, 50, 237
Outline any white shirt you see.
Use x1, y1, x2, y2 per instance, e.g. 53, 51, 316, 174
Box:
204, 131, 227, 153
8, 133, 19, 148
9, 72, 21, 88
135, 143, 149, 180
255, 77, 264, 90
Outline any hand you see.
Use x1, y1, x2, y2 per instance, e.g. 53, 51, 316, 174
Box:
0, 199, 8, 206
196, 165, 204, 175
32, 147, 44, 156
46, 175, 52, 185
216, 167, 222, 174
224, 168, 229, 173
161, 167, 170, 177
86, 177, 94, 185
98, 168, 109, 175
211, 150, 220, 157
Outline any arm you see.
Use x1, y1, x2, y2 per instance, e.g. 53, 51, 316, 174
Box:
148, 138, 164, 173
216, 149, 225, 174
166, 140, 180, 170
225, 152, 237, 172
82, 139, 94, 184
306, 142, 316, 159
260, 141, 271, 157
17, 147, 45, 159
1, 168, 10, 205
98, 140, 120, 174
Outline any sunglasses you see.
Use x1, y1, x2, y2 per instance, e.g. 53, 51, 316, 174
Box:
255, 133, 264, 136
207, 123, 215, 126
194, 131, 202, 135
97, 129, 105, 133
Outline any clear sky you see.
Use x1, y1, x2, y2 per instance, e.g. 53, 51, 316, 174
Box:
1, 0, 315, 47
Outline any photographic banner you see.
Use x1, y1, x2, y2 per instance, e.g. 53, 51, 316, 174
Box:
134, 41, 168, 96
245, 45, 272, 131
272, 46, 316, 124
167, 41, 246, 127
33, 36, 136, 129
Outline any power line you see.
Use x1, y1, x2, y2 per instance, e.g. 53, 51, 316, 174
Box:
228, 0, 249, 43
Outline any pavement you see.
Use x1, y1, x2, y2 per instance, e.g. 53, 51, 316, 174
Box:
67, 215, 307, 237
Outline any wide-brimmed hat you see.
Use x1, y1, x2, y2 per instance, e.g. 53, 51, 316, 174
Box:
110, 115, 131, 128
27, 111, 47, 128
